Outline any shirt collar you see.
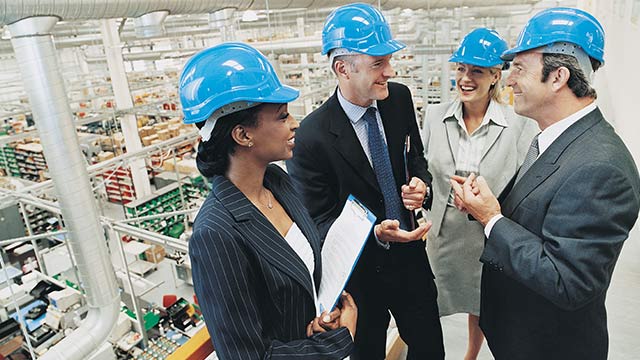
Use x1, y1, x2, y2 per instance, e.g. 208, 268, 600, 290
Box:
443, 99, 508, 129
337, 88, 378, 124
538, 102, 597, 155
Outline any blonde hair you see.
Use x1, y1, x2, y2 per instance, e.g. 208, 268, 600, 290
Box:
487, 66, 504, 104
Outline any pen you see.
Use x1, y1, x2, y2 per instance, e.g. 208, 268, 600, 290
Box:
403, 134, 416, 230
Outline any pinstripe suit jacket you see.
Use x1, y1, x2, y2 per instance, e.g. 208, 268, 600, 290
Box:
189, 165, 353, 360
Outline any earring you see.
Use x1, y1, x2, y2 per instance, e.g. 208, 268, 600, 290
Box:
248, 141, 254, 148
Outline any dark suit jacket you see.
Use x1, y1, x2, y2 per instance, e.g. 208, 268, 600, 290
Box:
479, 108, 640, 360
189, 165, 353, 360
286, 81, 434, 290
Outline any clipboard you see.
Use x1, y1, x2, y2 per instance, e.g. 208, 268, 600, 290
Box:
316, 195, 375, 315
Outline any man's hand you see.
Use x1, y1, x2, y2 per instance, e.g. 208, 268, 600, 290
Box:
401, 177, 427, 211
449, 173, 501, 226
450, 175, 479, 212
375, 219, 431, 243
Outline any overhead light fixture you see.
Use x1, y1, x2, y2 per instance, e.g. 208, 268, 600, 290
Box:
242, 10, 259, 22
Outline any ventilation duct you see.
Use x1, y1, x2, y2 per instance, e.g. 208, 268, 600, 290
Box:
8, 16, 120, 360
134, 10, 169, 38
0, 1, 542, 26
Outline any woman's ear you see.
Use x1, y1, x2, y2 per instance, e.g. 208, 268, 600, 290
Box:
491, 69, 501, 86
231, 125, 253, 148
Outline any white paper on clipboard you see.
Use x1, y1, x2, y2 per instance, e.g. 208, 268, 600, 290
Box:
316, 194, 376, 315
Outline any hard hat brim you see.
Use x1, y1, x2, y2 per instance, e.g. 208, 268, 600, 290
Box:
358, 39, 406, 56
500, 49, 517, 61
183, 85, 299, 125
259, 85, 300, 104
449, 54, 504, 68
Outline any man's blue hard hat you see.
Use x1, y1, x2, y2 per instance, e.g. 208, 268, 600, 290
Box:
501, 7, 604, 64
321, 3, 405, 56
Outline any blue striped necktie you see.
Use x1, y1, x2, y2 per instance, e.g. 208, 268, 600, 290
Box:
363, 107, 409, 230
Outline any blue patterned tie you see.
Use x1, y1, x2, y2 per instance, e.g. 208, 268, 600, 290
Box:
514, 133, 540, 184
363, 107, 409, 230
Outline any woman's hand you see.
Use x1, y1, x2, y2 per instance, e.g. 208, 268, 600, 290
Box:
338, 291, 357, 340
306, 307, 342, 336
306, 291, 358, 340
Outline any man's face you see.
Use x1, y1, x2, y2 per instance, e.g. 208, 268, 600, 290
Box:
342, 54, 395, 107
506, 51, 553, 122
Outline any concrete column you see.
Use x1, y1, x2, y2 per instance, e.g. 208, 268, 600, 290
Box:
100, 19, 151, 198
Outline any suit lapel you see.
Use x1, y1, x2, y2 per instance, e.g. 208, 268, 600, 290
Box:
480, 123, 505, 162
502, 109, 603, 216
378, 98, 408, 184
264, 171, 323, 289
327, 94, 380, 193
444, 117, 460, 164
211, 175, 315, 300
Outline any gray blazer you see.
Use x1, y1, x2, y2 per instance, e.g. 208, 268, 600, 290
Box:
479, 108, 640, 359
421, 100, 539, 237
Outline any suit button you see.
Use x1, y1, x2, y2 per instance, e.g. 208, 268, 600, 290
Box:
498, 266, 504, 272
375, 266, 382, 273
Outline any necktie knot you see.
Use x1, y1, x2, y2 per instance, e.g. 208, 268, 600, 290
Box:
363, 107, 377, 124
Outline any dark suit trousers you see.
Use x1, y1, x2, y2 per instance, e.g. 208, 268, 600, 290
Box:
348, 243, 445, 360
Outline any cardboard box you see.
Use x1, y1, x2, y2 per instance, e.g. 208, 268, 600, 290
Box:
139, 126, 155, 138
154, 122, 169, 132
176, 158, 198, 175
97, 151, 115, 162
167, 125, 181, 137
141, 134, 158, 146
157, 129, 170, 140
162, 158, 175, 172
145, 245, 166, 264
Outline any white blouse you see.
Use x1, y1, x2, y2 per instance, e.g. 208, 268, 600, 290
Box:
284, 223, 319, 311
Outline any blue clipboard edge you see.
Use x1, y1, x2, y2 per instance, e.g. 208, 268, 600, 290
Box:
323, 194, 376, 313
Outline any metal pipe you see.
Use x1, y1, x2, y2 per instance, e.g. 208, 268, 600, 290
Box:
114, 208, 197, 224
0, 230, 68, 246
112, 228, 149, 346
8, 16, 119, 360
0, 0, 541, 27
111, 222, 188, 253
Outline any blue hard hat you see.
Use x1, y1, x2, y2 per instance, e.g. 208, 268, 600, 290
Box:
501, 7, 605, 63
179, 42, 299, 124
321, 3, 405, 56
449, 28, 508, 68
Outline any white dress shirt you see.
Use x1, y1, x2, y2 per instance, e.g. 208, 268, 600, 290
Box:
336, 88, 387, 167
